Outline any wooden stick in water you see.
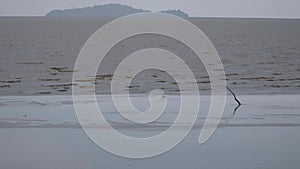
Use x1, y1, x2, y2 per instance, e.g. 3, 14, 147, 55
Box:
226, 86, 242, 106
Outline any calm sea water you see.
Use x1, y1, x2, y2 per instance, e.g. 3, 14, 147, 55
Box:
0, 17, 300, 95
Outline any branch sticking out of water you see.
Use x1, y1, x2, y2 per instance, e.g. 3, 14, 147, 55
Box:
226, 86, 242, 106
233, 104, 241, 116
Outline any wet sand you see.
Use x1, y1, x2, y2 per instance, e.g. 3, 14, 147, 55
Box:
0, 95, 300, 169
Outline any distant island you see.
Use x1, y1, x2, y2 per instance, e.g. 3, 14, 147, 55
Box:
46, 4, 189, 18
160, 9, 189, 18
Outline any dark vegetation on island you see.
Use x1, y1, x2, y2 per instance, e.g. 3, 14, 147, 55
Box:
46, 3, 189, 18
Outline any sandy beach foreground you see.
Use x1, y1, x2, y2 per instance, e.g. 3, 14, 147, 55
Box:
0, 95, 300, 169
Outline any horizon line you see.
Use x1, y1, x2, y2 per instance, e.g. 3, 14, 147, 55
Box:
0, 15, 299, 19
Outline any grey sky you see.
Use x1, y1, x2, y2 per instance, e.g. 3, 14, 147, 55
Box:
0, 0, 299, 18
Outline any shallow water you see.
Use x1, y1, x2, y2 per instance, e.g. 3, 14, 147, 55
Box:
0, 95, 300, 169
0, 17, 300, 95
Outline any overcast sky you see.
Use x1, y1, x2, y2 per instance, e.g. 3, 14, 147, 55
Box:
0, 0, 299, 18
